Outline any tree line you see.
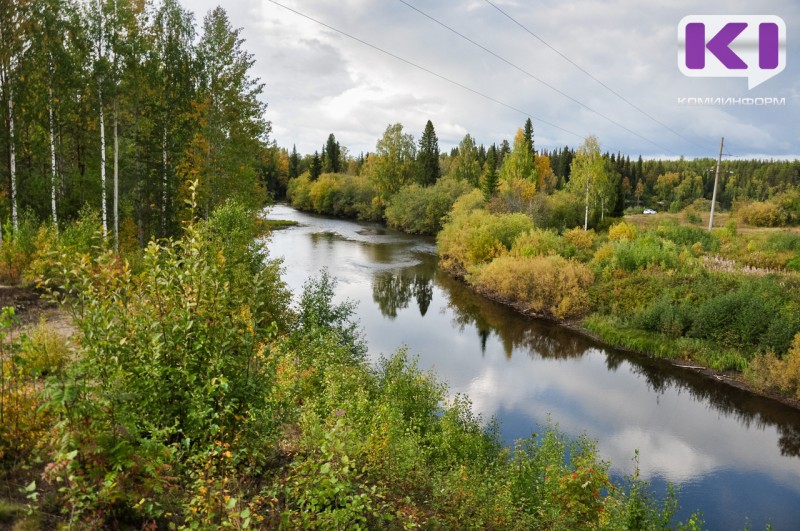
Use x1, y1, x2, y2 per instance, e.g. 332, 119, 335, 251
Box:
285, 119, 800, 225
0, 0, 271, 250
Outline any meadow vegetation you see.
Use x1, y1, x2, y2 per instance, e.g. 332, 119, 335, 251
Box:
0, 199, 705, 529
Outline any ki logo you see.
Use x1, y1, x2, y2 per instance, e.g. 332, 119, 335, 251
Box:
678, 15, 786, 89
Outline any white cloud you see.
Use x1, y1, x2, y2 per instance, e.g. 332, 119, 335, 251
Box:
186, 0, 800, 158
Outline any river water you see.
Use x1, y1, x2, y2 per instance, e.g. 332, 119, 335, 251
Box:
263, 204, 800, 530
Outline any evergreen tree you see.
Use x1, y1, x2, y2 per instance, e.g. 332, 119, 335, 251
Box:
324, 133, 340, 173
310, 151, 321, 181
498, 139, 511, 167
289, 144, 300, 179
482, 145, 499, 200
417, 119, 440, 186
523, 117, 534, 154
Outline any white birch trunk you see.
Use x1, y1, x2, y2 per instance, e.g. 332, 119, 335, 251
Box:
113, 101, 118, 251
97, 0, 107, 238
584, 179, 589, 231
162, 124, 167, 235
8, 85, 17, 233
99, 86, 107, 238
49, 86, 58, 225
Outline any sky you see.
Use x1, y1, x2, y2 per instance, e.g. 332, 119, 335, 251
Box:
181, 0, 800, 160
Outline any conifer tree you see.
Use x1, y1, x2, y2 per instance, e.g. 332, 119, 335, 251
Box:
417, 119, 440, 186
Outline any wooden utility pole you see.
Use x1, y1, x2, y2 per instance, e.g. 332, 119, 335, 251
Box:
708, 137, 724, 231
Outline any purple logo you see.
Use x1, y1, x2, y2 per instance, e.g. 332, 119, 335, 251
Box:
678, 16, 786, 89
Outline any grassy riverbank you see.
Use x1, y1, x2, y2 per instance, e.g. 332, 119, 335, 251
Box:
435, 192, 800, 404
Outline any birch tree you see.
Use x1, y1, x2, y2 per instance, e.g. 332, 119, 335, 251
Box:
192, 6, 268, 215
0, 0, 31, 235
568, 135, 607, 230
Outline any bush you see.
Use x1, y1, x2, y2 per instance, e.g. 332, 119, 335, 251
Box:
510, 228, 563, 258
683, 207, 703, 225
656, 223, 720, 252
25, 207, 107, 289
609, 221, 637, 242
471, 255, 594, 319
288, 172, 382, 221
748, 334, 800, 398
563, 227, 595, 250
612, 235, 680, 271
385, 178, 472, 235
737, 199, 790, 227
437, 209, 534, 272
0, 308, 56, 469
0, 210, 43, 283
41, 203, 290, 525
688, 279, 798, 354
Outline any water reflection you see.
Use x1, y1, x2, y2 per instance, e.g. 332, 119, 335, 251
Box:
372, 259, 434, 318
372, 256, 800, 460
268, 204, 800, 529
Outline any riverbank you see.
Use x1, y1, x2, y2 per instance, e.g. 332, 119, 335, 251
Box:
284, 193, 800, 410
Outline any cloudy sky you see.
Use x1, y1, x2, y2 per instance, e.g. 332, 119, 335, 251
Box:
182, 0, 799, 159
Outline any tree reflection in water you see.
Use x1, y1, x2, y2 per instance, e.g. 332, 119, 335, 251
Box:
372, 255, 434, 319
433, 266, 800, 458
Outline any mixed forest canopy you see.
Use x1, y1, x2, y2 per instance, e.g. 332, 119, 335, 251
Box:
1, 0, 799, 249
287, 118, 800, 230
0, 0, 274, 249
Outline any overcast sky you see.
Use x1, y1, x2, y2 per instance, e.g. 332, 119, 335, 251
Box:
181, 0, 799, 160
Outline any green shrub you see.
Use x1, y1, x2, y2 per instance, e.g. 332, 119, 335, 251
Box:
656, 223, 720, 252
763, 231, 800, 252
437, 209, 533, 272
612, 234, 680, 271
688, 279, 798, 354
510, 228, 563, 258
42, 203, 290, 525
385, 178, 472, 234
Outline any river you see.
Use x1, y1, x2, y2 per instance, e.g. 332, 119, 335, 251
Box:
263, 204, 800, 530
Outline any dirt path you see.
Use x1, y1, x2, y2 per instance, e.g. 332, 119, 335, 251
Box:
0, 285, 76, 340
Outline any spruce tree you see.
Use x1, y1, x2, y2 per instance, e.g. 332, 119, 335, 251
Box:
310, 151, 321, 181
324, 133, 340, 173
482, 145, 499, 200
417, 119, 440, 186
289, 144, 300, 179
523, 117, 534, 155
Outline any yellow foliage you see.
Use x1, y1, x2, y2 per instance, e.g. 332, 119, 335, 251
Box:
608, 221, 637, 242
471, 255, 593, 319
563, 227, 595, 250
748, 334, 800, 399
510, 229, 562, 258
592, 243, 615, 265
499, 177, 537, 202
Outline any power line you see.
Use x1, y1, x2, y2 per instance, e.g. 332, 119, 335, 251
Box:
398, 0, 680, 156
265, 0, 585, 142
481, 0, 716, 155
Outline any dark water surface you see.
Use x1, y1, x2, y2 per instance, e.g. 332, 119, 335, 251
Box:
263, 204, 800, 530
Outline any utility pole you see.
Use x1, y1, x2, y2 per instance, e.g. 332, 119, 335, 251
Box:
708, 137, 724, 231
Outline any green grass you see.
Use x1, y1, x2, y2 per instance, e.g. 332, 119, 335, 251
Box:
261, 218, 300, 231
584, 315, 749, 372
